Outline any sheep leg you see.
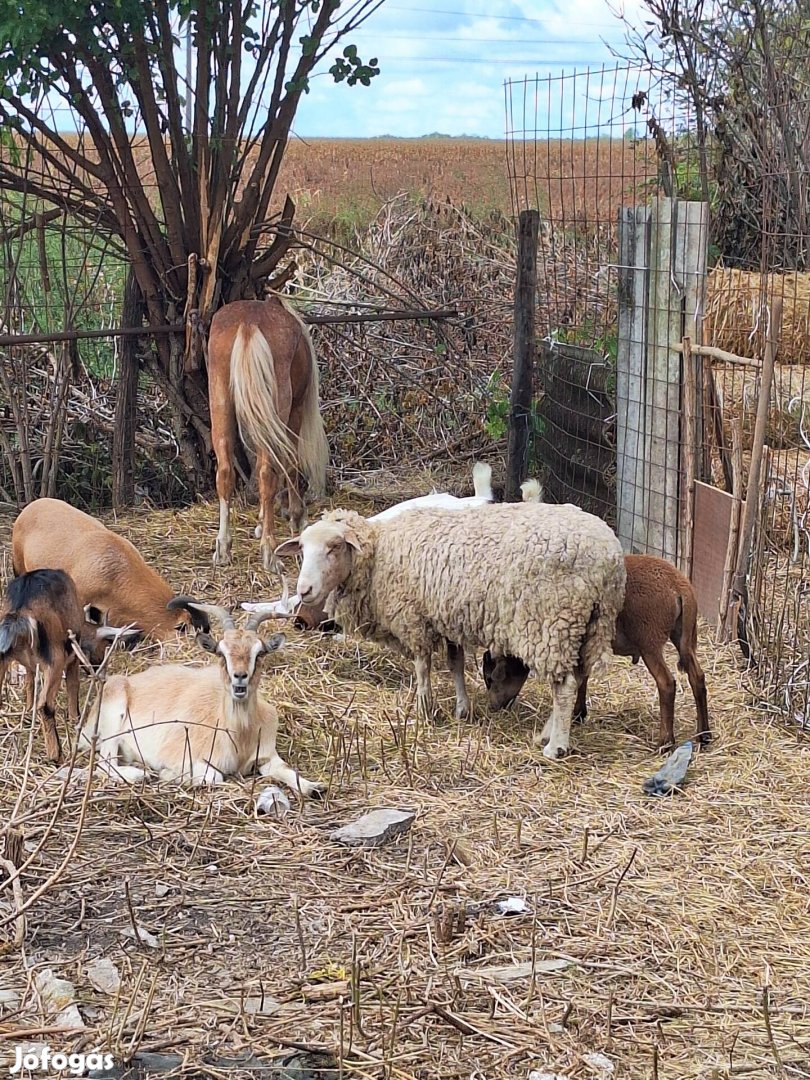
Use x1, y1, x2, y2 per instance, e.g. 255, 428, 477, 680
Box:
642, 649, 676, 751
37, 662, 64, 764
574, 673, 589, 724
414, 652, 434, 721
534, 674, 578, 760
446, 642, 471, 719
679, 651, 711, 746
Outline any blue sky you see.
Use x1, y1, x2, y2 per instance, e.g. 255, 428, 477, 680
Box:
292, 0, 649, 138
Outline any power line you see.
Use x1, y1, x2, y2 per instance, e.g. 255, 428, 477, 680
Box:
351, 32, 620, 45
386, 3, 623, 29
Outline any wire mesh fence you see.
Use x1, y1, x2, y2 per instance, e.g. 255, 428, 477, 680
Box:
504, 64, 810, 730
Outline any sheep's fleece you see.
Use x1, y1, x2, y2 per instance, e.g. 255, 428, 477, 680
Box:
326, 502, 626, 682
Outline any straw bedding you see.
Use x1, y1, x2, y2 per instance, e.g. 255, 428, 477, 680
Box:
0, 488, 809, 1080
706, 269, 810, 364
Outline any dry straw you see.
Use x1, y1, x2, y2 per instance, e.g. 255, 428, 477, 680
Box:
0, 488, 808, 1079
706, 268, 810, 364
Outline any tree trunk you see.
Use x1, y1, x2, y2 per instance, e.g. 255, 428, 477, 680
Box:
112, 267, 146, 508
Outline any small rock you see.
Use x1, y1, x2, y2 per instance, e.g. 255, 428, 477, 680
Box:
33, 968, 84, 1030
494, 896, 530, 915
256, 785, 291, 819
121, 926, 159, 949
86, 957, 121, 995
331, 808, 415, 848
0, 987, 20, 1010
529, 1072, 570, 1080
583, 1052, 615, 1078
643, 741, 693, 796
244, 992, 281, 1016
154, 883, 170, 898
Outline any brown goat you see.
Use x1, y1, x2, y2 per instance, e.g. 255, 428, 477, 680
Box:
483, 554, 710, 750
0, 569, 136, 762
11, 498, 208, 641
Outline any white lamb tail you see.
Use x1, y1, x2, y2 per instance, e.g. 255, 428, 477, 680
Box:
277, 296, 329, 497
472, 461, 493, 500
521, 478, 543, 503
230, 324, 297, 487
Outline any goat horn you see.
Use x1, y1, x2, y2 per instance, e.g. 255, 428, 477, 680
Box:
244, 603, 298, 632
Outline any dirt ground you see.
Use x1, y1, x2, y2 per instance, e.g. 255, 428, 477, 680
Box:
0, 489, 808, 1080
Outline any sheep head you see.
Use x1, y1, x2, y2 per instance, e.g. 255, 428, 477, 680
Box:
276, 519, 362, 609
482, 650, 530, 710
168, 598, 285, 702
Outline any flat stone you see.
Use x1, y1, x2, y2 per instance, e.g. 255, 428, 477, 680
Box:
331, 808, 416, 848
86, 957, 121, 995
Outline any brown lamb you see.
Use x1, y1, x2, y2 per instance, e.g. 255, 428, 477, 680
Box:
0, 569, 134, 762
483, 554, 710, 750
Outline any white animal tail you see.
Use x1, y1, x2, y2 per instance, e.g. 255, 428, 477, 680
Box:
230, 324, 297, 487
520, 478, 543, 503
229, 307, 329, 496
472, 461, 493, 500
278, 296, 329, 497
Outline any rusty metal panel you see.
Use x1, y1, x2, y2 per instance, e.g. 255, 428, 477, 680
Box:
691, 480, 740, 624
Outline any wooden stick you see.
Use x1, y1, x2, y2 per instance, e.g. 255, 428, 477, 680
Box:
680, 336, 698, 576
728, 295, 783, 643
718, 418, 744, 642
675, 342, 760, 368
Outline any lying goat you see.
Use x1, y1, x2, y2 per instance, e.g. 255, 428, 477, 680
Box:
0, 569, 137, 762
12, 498, 208, 641
78, 599, 326, 794
483, 553, 710, 750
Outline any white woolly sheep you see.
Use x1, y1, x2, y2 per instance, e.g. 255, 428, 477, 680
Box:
78, 600, 326, 794
275, 502, 626, 759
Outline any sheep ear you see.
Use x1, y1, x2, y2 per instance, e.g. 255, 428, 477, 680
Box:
342, 528, 362, 552
275, 538, 301, 557
195, 632, 220, 655
262, 633, 285, 654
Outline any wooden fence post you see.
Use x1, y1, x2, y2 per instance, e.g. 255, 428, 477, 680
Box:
616, 198, 708, 561
506, 209, 540, 502
616, 205, 651, 551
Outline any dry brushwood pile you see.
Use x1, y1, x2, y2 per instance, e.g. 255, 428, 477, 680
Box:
1, 490, 809, 1080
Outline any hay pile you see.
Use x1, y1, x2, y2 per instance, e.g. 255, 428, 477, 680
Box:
1, 490, 809, 1079
706, 268, 810, 364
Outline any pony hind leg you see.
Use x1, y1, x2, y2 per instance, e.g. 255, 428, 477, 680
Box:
257, 449, 283, 574
211, 361, 238, 566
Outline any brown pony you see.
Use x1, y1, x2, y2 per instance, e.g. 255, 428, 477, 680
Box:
208, 295, 329, 574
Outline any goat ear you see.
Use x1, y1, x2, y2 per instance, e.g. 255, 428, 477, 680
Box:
342, 528, 362, 552
195, 632, 219, 654
482, 649, 494, 686
262, 632, 286, 654
84, 604, 105, 626
275, 538, 301, 557
168, 596, 211, 633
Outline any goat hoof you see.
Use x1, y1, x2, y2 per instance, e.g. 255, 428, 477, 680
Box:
454, 702, 471, 721
573, 709, 587, 725
541, 742, 569, 761
657, 741, 676, 755
697, 729, 713, 748
213, 543, 232, 567
308, 782, 327, 800
254, 524, 263, 539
